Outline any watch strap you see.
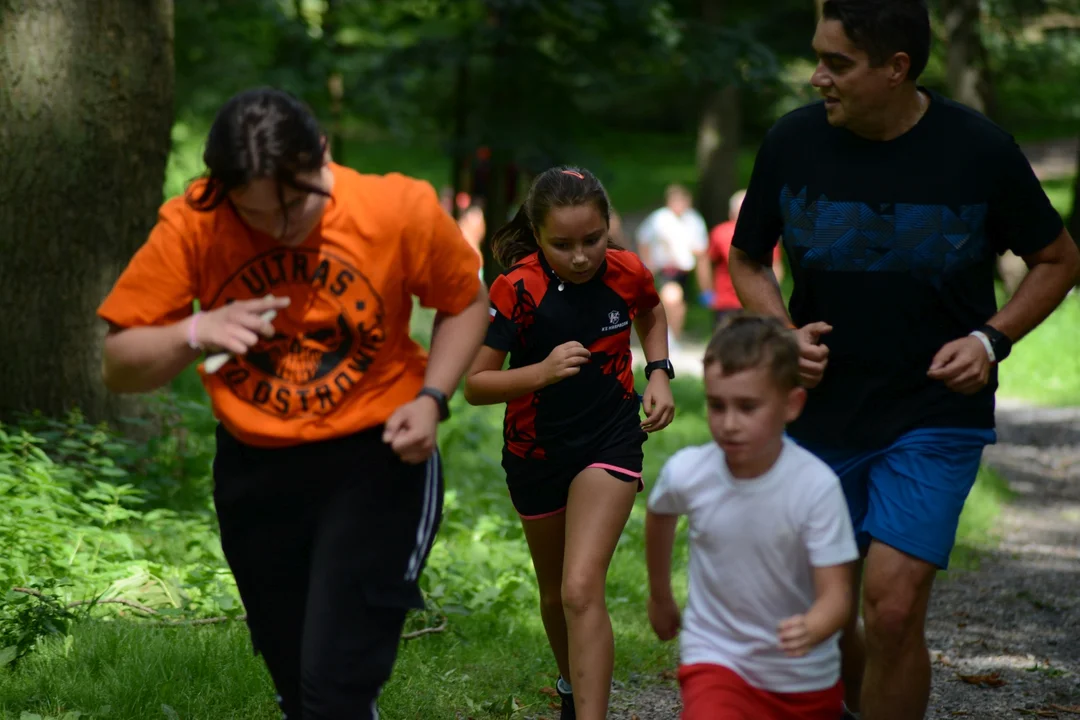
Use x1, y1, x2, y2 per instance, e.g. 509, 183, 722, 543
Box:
975, 324, 1012, 363
644, 359, 675, 380
417, 386, 450, 421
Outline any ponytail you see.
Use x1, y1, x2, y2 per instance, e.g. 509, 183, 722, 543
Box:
491, 204, 538, 268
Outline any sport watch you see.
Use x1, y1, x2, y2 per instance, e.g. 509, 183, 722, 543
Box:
417, 386, 451, 421
969, 325, 1012, 364
644, 359, 675, 380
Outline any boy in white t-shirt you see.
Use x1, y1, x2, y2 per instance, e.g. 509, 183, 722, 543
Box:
645, 313, 858, 720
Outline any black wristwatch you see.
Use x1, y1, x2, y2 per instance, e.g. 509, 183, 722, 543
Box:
417, 386, 451, 421
971, 325, 1013, 363
644, 359, 675, 380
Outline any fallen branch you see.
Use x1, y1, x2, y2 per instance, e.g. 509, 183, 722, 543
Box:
402, 616, 447, 640
11, 587, 447, 638
13, 587, 157, 616
149, 614, 247, 628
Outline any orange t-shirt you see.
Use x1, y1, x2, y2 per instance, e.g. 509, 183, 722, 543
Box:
98, 164, 482, 448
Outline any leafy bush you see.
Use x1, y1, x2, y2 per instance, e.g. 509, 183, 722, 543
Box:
0, 399, 232, 668
0, 368, 543, 664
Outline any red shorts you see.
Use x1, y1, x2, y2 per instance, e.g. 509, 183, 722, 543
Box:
678, 663, 843, 720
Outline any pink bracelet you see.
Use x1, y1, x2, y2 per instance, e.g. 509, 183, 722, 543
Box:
187, 312, 202, 350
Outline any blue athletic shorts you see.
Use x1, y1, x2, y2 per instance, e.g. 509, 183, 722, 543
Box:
796, 427, 996, 569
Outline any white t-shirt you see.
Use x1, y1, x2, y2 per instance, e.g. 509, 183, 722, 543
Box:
647, 439, 858, 693
635, 207, 709, 272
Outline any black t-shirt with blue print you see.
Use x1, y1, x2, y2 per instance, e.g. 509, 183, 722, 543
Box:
733, 89, 1064, 450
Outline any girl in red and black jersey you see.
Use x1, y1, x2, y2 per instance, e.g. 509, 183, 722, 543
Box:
464, 167, 676, 720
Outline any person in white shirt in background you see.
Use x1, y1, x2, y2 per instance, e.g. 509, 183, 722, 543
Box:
645, 312, 858, 720
635, 185, 710, 348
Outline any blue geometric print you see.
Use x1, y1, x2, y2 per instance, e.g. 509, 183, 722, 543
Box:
780, 186, 988, 286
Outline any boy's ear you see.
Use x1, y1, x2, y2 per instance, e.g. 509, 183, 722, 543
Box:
785, 385, 807, 424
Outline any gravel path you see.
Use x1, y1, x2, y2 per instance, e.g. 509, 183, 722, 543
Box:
603, 404, 1080, 719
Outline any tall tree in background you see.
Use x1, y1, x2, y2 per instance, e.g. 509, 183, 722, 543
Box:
0, 0, 174, 421
941, 0, 996, 116
695, 0, 742, 228
322, 0, 346, 160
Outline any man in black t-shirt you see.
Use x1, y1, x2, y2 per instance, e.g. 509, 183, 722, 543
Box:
729, 2, 1080, 719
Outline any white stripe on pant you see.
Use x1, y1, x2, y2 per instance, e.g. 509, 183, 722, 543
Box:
405, 450, 440, 582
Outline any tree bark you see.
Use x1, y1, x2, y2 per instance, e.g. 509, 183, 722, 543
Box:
695, 0, 741, 229
480, 7, 513, 285
323, 0, 345, 160
696, 85, 741, 229
815, 0, 825, 21
0, 0, 175, 422
450, 47, 471, 221
942, 0, 996, 117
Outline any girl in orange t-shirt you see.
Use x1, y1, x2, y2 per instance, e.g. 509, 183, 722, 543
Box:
97, 87, 488, 719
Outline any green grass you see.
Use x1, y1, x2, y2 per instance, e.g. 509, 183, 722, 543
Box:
1042, 176, 1076, 218
0, 624, 277, 719
339, 130, 759, 216
998, 290, 1080, 406
0, 380, 708, 720
947, 467, 1016, 572
0, 371, 1015, 719
572, 132, 758, 215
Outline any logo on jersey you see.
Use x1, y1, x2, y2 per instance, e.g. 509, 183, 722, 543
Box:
601, 309, 630, 333
207, 248, 386, 419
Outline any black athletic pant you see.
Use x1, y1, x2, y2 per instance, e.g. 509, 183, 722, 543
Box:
212, 424, 444, 719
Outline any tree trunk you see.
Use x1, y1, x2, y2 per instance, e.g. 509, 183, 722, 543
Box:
0, 0, 174, 422
323, 0, 345, 160
942, 0, 996, 117
815, 0, 825, 21
696, 85, 741, 229
480, 7, 513, 285
696, 0, 741, 229
450, 47, 471, 221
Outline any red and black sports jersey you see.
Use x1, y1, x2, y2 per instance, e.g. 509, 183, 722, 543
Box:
485, 248, 661, 460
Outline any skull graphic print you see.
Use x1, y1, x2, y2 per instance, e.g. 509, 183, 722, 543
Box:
207, 248, 386, 419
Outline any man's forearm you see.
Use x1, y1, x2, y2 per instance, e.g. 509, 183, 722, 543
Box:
730, 247, 792, 324
988, 234, 1080, 342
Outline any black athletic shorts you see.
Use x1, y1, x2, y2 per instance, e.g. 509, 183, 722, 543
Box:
502, 431, 646, 520
657, 267, 692, 292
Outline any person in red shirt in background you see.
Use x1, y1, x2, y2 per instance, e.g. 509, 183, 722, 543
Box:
702, 189, 785, 326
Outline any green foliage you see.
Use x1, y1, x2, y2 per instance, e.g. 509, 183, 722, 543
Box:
0, 377, 708, 718
998, 289, 1080, 405
0, 583, 74, 671
985, 21, 1080, 140
0, 405, 232, 667
949, 467, 1016, 570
